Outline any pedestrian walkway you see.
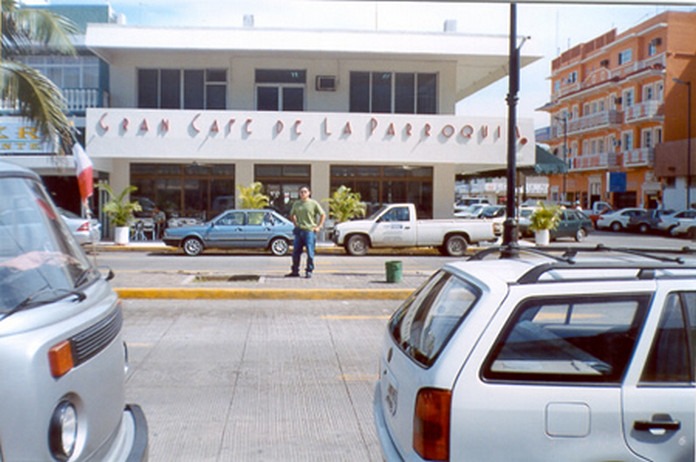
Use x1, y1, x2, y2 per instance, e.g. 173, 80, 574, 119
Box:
94, 241, 431, 300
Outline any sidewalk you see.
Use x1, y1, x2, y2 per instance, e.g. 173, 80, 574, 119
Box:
92, 241, 432, 300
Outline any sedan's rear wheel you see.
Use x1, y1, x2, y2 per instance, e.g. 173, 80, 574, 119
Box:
345, 235, 369, 256
269, 237, 289, 256
638, 223, 649, 234
182, 237, 204, 256
610, 222, 622, 232
575, 228, 587, 242
444, 235, 468, 257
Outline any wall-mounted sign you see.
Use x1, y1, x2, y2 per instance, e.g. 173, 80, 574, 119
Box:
0, 119, 54, 154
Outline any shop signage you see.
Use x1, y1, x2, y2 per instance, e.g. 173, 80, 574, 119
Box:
0, 120, 53, 154
96, 112, 530, 146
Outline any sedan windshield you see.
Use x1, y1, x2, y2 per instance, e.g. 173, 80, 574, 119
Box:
0, 177, 95, 318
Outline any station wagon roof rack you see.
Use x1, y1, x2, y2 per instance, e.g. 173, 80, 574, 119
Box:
469, 244, 696, 284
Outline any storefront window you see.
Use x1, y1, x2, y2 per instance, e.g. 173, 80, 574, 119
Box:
330, 165, 433, 218
254, 164, 311, 217
131, 163, 234, 220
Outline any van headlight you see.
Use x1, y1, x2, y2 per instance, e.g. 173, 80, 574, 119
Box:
49, 401, 78, 461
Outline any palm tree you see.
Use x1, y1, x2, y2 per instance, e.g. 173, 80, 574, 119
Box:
1, 0, 78, 148
237, 182, 270, 209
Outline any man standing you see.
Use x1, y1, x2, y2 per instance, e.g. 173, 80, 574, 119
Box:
286, 186, 326, 279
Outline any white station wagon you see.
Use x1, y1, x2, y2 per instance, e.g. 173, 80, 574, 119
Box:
374, 245, 695, 461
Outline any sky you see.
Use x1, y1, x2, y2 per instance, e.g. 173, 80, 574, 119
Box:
31, 0, 696, 129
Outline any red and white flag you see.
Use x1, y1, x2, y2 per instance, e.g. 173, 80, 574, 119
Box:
73, 142, 93, 205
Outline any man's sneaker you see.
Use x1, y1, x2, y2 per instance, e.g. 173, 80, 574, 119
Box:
285, 272, 300, 278
305, 272, 312, 279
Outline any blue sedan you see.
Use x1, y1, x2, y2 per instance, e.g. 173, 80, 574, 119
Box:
163, 209, 294, 256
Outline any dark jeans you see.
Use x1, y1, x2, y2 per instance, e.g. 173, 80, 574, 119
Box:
291, 228, 316, 274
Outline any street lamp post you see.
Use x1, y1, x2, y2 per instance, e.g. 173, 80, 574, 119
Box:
674, 78, 692, 209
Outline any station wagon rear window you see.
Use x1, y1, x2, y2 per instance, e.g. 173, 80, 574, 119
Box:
483, 294, 650, 383
389, 270, 480, 367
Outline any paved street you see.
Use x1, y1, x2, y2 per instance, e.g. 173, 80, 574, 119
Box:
122, 298, 396, 462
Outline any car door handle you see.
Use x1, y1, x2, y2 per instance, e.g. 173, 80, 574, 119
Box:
634, 415, 681, 432
404, 226, 410, 230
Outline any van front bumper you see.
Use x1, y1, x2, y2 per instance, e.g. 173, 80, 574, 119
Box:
101, 404, 148, 462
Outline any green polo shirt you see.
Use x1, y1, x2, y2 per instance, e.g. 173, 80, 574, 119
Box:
290, 198, 325, 231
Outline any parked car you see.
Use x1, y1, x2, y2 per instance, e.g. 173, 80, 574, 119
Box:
519, 209, 592, 241
332, 203, 501, 256
163, 209, 294, 256
374, 245, 695, 462
595, 207, 646, 231
0, 161, 148, 461
670, 216, 696, 240
626, 208, 675, 234
453, 197, 490, 213
454, 203, 487, 218
656, 208, 696, 235
58, 207, 101, 244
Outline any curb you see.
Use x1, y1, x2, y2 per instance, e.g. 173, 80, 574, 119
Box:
114, 287, 414, 300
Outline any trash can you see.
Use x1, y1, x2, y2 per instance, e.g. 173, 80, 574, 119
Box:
385, 260, 403, 283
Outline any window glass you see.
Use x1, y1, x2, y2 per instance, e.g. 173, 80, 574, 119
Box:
372, 72, 392, 113
160, 69, 181, 109
207, 69, 227, 82
389, 271, 480, 367
207, 85, 226, 110
417, 73, 437, 114
349, 72, 370, 113
484, 296, 649, 383
641, 293, 695, 384
257, 86, 279, 111
247, 211, 266, 225
282, 87, 304, 111
184, 70, 205, 110
395, 73, 415, 114
137, 69, 158, 108
218, 211, 246, 226
255, 69, 306, 83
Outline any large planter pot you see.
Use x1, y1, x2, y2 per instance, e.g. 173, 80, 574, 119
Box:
114, 226, 130, 245
534, 229, 550, 246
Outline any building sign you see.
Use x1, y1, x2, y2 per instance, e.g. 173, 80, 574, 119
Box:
0, 119, 54, 154
608, 172, 627, 193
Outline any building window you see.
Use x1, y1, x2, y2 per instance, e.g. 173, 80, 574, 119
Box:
349, 72, 437, 114
567, 71, 577, 84
137, 68, 227, 109
643, 85, 654, 101
618, 49, 633, 65
130, 163, 235, 220
254, 164, 311, 216
255, 69, 306, 111
330, 165, 433, 218
19, 55, 100, 89
642, 129, 653, 149
622, 88, 634, 107
622, 131, 634, 151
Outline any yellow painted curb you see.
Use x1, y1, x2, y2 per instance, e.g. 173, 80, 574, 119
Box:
115, 287, 414, 300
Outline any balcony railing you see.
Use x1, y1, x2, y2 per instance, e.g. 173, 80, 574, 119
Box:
622, 147, 654, 167
569, 153, 610, 171
1, 87, 107, 114
611, 54, 666, 81
623, 100, 663, 123
566, 110, 623, 135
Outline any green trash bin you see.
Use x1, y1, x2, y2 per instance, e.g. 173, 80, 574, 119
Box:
385, 260, 403, 283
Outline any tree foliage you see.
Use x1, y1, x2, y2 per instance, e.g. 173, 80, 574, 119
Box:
327, 185, 366, 223
1, 0, 78, 148
237, 182, 270, 209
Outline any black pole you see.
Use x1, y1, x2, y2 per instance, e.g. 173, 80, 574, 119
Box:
501, 2, 519, 257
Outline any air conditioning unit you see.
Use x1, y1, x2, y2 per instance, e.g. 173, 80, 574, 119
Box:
600, 59, 610, 67
315, 76, 337, 91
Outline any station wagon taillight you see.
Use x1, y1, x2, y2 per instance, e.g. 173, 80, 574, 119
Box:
413, 387, 451, 461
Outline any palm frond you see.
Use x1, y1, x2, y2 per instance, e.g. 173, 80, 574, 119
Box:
2, 0, 77, 57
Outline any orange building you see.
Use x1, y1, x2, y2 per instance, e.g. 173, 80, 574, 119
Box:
541, 11, 696, 210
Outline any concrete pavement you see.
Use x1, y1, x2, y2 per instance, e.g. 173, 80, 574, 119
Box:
93, 241, 433, 300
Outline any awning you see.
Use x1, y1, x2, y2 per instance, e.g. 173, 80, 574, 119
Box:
456, 145, 567, 179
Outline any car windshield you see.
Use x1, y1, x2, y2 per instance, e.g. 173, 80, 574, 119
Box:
0, 177, 95, 319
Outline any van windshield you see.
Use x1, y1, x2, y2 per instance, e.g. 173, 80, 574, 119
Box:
0, 176, 95, 318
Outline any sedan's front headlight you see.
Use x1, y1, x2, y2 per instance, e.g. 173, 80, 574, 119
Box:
49, 401, 78, 461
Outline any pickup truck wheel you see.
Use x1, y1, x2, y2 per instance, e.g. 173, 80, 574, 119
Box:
269, 237, 289, 256
182, 237, 204, 256
346, 235, 369, 256
444, 235, 468, 257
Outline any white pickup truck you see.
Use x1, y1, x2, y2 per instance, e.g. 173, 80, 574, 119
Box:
331, 203, 501, 256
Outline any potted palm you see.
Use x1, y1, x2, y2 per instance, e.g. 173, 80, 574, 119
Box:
326, 185, 367, 240
237, 182, 270, 209
99, 183, 142, 245
529, 202, 561, 246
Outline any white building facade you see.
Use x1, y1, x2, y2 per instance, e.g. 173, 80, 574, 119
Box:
84, 23, 538, 221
